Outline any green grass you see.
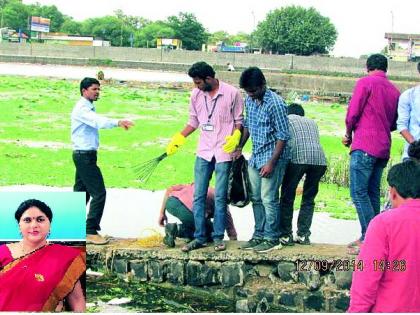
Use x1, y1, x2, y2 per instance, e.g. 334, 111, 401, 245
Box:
0, 75, 406, 220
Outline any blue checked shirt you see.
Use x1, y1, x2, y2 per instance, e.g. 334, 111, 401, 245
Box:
244, 89, 290, 169
71, 97, 118, 150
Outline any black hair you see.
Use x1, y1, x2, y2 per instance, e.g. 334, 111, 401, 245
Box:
387, 160, 420, 198
80, 77, 100, 96
239, 67, 266, 89
287, 103, 305, 116
408, 140, 420, 161
366, 54, 388, 72
187, 62, 215, 80
15, 199, 53, 223
417, 62, 420, 74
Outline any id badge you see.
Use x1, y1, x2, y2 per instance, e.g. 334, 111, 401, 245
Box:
202, 123, 214, 131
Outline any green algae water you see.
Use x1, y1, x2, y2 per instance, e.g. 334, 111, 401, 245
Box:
87, 274, 236, 313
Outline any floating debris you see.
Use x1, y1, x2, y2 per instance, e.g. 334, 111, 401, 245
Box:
107, 297, 132, 305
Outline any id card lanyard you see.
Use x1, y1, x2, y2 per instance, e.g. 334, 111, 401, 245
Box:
203, 95, 219, 131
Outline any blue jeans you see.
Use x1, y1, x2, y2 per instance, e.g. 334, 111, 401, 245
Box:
350, 150, 388, 241
193, 156, 232, 244
248, 159, 288, 241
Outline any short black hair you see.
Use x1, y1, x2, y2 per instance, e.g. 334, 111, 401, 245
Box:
408, 140, 420, 161
239, 67, 266, 89
417, 62, 420, 73
187, 62, 215, 80
387, 160, 420, 198
366, 54, 388, 72
15, 199, 53, 223
80, 77, 100, 96
287, 103, 305, 116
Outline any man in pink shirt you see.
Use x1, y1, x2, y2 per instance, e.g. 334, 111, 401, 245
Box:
165, 62, 243, 252
157, 183, 237, 247
348, 160, 420, 312
343, 54, 400, 254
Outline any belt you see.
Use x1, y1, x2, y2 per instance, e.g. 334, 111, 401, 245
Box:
73, 150, 97, 154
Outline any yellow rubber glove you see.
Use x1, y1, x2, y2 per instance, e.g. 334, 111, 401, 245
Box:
223, 129, 241, 153
166, 132, 186, 156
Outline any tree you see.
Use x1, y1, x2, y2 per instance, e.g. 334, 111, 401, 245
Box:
81, 16, 132, 46
60, 17, 83, 35
167, 12, 208, 50
135, 21, 175, 48
208, 31, 230, 45
254, 6, 337, 55
230, 32, 250, 45
114, 9, 149, 30
1, 0, 29, 31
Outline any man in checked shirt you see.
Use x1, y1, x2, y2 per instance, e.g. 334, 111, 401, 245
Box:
279, 103, 327, 246
235, 67, 290, 253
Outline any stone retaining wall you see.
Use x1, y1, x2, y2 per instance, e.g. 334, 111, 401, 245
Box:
1, 54, 416, 99
88, 241, 353, 312
1, 42, 419, 78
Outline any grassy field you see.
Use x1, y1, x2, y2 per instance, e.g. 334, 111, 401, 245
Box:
0, 75, 405, 219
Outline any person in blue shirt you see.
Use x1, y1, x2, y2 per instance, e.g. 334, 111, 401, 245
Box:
235, 67, 290, 253
397, 62, 420, 161
71, 77, 133, 245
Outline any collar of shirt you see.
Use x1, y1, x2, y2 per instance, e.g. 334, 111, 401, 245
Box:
80, 97, 95, 110
246, 88, 269, 107
198, 80, 226, 100
368, 70, 387, 79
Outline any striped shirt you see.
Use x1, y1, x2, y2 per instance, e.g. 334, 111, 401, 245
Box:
188, 81, 244, 163
288, 114, 327, 166
244, 89, 290, 169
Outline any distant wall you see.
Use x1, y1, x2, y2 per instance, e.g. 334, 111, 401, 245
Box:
1, 42, 419, 78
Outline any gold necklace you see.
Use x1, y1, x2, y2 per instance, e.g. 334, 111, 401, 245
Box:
19, 240, 48, 257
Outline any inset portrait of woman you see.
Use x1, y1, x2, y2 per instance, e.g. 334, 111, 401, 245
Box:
0, 195, 86, 312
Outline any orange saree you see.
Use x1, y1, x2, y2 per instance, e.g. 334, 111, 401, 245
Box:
0, 244, 85, 312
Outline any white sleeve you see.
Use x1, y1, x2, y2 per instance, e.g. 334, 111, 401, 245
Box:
73, 106, 118, 129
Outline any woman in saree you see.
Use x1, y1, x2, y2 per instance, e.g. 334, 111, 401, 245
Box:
0, 199, 86, 312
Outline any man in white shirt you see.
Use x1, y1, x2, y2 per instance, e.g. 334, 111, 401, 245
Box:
71, 77, 133, 245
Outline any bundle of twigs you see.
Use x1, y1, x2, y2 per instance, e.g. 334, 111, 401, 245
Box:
134, 153, 168, 183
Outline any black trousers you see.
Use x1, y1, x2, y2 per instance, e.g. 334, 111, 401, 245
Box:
279, 163, 327, 237
72, 151, 106, 235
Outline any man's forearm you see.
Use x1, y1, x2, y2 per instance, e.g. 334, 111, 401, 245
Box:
400, 129, 415, 144
180, 124, 196, 137
238, 128, 250, 149
269, 140, 286, 164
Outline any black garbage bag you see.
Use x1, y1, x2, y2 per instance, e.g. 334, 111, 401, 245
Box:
227, 155, 251, 207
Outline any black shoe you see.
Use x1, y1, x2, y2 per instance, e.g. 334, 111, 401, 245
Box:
240, 238, 263, 250
181, 239, 206, 252
163, 223, 178, 248
279, 234, 295, 246
253, 240, 282, 253
295, 235, 310, 245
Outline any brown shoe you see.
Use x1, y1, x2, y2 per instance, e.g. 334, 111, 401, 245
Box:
87, 234, 109, 245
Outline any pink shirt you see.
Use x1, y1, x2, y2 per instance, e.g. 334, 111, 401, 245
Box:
188, 81, 244, 162
348, 199, 420, 312
345, 71, 400, 159
170, 183, 237, 238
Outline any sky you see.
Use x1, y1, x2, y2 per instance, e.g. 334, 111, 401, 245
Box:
22, 0, 420, 58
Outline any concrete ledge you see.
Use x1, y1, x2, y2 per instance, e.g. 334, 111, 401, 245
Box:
88, 239, 352, 312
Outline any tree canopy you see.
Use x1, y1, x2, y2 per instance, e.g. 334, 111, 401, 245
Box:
254, 6, 337, 55
166, 12, 208, 50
